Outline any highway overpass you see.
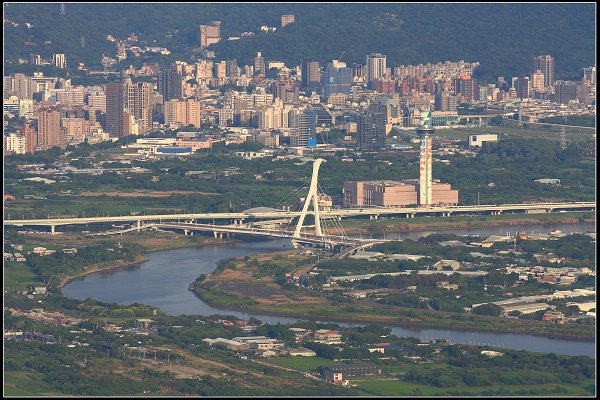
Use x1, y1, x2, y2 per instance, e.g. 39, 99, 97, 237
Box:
4, 201, 595, 234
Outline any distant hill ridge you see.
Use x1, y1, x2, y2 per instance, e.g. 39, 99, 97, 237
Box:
3, 3, 595, 81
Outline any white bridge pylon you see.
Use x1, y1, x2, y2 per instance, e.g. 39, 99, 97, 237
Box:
293, 158, 324, 238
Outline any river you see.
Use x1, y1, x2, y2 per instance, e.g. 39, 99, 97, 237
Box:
62, 221, 596, 357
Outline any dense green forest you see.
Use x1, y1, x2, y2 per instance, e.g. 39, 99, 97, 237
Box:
3, 3, 595, 82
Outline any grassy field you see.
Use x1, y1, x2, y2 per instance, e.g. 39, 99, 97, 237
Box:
436, 125, 595, 144
4, 371, 64, 396
354, 378, 596, 396
4, 260, 43, 291
337, 211, 592, 234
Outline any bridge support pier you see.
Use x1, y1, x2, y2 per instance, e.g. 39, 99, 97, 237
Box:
219, 233, 223, 240
136, 220, 141, 228
50, 225, 56, 235
184, 229, 189, 236
213, 231, 218, 239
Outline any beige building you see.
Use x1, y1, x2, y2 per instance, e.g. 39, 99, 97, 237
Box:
281, 15, 295, 27
38, 107, 65, 149
124, 80, 154, 133
62, 117, 91, 145
344, 180, 458, 207
164, 99, 202, 128
200, 21, 221, 48
531, 69, 545, 92
87, 89, 106, 123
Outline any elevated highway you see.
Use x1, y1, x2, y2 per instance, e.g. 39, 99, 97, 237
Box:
4, 202, 595, 233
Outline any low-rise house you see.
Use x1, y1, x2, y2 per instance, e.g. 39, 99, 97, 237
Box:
32, 247, 56, 256
289, 347, 317, 357
33, 287, 47, 295
258, 349, 278, 358
231, 336, 284, 350
481, 350, 504, 357
202, 338, 250, 351
313, 329, 342, 344
431, 260, 461, 271
365, 345, 386, 354
436, 281, 459, 291
542, 311, 566, 322
500, 302, 554, 315
62, 248, 78, 254
322, 362, 381, 383
536, 275, 557, 284
558, 275, 577, 285
288, 328, 310, 343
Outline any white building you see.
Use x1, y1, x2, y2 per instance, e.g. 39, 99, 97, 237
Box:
6, 133, 26, 154
468, 134, 498, 147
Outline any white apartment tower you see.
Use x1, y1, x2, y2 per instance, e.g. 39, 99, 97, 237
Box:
366, 53, 386, 89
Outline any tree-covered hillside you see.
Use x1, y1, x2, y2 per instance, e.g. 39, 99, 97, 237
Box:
3, 3, 595, 82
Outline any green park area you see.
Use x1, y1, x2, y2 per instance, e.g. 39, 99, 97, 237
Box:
4, 371, 64, 396
354, 378, 595, 396
4, 261, 43, 291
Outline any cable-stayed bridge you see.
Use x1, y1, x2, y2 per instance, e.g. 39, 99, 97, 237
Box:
4, 158, 595, 251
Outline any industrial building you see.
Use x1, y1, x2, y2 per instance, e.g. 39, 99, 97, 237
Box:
322, 363, 381, 383
343, 180, 458, 207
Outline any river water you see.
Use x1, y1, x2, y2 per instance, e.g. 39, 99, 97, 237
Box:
62, 221, 596, 357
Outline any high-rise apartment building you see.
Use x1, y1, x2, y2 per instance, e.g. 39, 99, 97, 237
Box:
53, 53, 66, 69
553, 80, 586, 104
366, 53, 386, 90
199, 21, 221, 48
271, 81, 299, 104
62, 116, 91, 145
29, 54, 42, 65
290, 107, 317, 147
582, 66, 596, 85
352, 63, 365, 79
226, 59, 239, 78
124, 79, 154, 133
321, 61, 352, 96
163, 99, 202, 128
456, 76, 477, 102
254, 52, 266, 75
434, 91, 457, 112
12, 73, 33, 100
105, 82, 125, 137
301, 57, 321, 91
37, 107, 64, 149
531, 69, 545, 92
513, 76, 530, 99
87, 89, 106, 124
281, 15, 295, 27
21, 123, 37, 153
214, 61, 227, 79
357, 111, 386, 151
533, 55, 554, 88
158, 68, 182, 101
5, 133, 26, 154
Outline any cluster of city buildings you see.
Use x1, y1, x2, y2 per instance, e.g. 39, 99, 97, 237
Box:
202, 327, 343, 358
3, 12, 596, 158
